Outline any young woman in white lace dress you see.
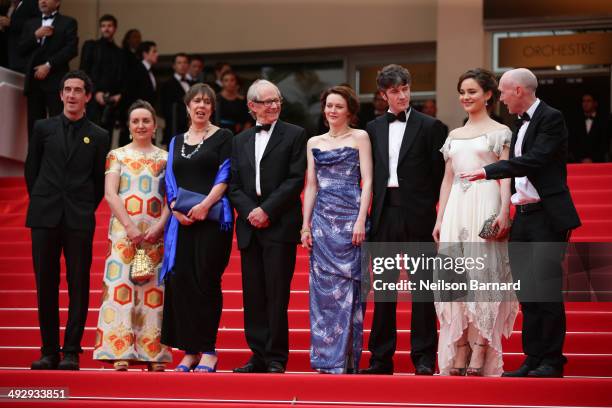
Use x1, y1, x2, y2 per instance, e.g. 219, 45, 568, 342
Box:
432, 69, 519, 376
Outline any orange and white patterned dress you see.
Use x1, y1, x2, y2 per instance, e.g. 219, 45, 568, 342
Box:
93, 146, 172, 364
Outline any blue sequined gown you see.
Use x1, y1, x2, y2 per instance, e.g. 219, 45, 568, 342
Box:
309, 146, 365, 373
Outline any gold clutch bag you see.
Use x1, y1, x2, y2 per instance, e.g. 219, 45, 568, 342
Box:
478, 213, 499, 240
130, 248, 154, 283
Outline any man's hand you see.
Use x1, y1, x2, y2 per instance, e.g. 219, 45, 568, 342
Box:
459, 168, 486, 182
247, 207, 270, 229
35, 26, 54, 40
95, 92, 106, 105
34, 63, 50, 80
0, 16, 10, 30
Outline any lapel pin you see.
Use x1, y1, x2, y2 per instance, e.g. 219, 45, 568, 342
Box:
83, 136, 90, 144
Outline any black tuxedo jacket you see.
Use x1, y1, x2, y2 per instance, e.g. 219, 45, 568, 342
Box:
125, 60, 156, 109
569, 113, 609, 163
6, 0, 40, 73
367, 109, 446, 237
229, 120, 307, 249
484, 101, 581, 232
19, 13, 78, 94
160, 77, 188, 143
25, 115, 109, 231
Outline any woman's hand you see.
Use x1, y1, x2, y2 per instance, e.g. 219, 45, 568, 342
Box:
352, 220, 366, 246
493, 212, 511, 239
143, 220, 165, 243
187, 203, 209, 221
126, 223, 144, 246
301, 229, 312, 250
173, 210, 194, 226
432, 220, 442, 243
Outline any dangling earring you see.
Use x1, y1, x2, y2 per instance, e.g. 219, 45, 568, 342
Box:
485, 99, 489, 106
129, 134, 133, 140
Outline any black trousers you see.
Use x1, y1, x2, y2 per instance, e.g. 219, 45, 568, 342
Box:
31, 226, 94, 356
509, 208, 569, 369
367, 204, 438, 370
240, 233, 296, 368
27, 82, 63, 140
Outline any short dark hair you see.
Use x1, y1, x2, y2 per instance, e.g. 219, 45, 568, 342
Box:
99, 14, 117, 27
320, 85, 360, 126
184, 83, 216, 111
60, 70, 93, 95
377, 64, 412, 91
137, 41, 156, 60
457, 68, 500, 105
190, 54, 204, 63
215, 62, 230, 72
173, 53, 190, 64
220, 70, 237, 82
128, 100, 157, 124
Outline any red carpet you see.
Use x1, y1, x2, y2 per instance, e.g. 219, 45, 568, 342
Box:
0, 163, 611, 407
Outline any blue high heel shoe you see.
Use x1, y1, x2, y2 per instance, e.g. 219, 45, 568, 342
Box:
174, 353, 200, 372
194, 351, 217, 373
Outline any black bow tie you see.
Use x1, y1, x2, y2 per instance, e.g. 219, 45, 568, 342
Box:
386, 111, 407, 123
515, 112, 531, 128
255, 124, 272, 133
585, 114, 596, 120
42, 12, 56, 20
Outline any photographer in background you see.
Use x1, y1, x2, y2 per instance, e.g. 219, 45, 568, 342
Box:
80, 14, 126, 139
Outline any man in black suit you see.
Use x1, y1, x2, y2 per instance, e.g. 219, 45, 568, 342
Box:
5, 0, 40, 73
462, 68, 581, 378
18, 0, 77, 140
160, 53, 190, 145
25, 70, 109, 370
229, 79, 306, 373
360, 64, 446, 375
80, 14, 126, 137
569, 93, 610, 163
119, 40, 157, 146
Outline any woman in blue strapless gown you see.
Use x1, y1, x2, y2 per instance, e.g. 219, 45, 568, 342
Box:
301, 86, 373, 373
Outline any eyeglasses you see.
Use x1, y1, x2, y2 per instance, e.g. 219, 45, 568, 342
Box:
252, 98, 283, 107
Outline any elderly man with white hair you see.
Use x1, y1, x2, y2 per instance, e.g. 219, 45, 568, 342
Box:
461, 68, 581, 378
229, 79, 307, 373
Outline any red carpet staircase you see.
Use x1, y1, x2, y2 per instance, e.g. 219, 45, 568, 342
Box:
0, 163, 611, 407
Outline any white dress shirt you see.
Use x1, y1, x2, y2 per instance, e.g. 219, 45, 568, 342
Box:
387, 108, 411, 187
511, 99, 541, 205
174, 73, 190, 93
585, 114, 595, 134
255, 121, 276, 196
142, 60, 156, 90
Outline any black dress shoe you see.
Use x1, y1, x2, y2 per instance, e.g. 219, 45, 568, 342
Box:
414, 364, 435, 375
502, 364, 533, 377
233, 362, 265, 373
527, 364, 563, 378
267, 361, 285, 373
359, 365, 393, 375
31, 354, 59, 370
58, 353, 79, 370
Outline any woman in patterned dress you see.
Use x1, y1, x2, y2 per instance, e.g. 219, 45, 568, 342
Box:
93, 100, 172, 371
301, 86, 372, 373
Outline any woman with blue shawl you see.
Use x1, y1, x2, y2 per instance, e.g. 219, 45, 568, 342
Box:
160, 83, 233, 373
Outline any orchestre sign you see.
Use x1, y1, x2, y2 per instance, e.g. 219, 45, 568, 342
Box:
499, 32, 612, 68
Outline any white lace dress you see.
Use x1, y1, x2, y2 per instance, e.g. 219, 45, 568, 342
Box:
435, 128, 519, 376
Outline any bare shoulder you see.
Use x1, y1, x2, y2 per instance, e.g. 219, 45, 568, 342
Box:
352, 129, 369, 141
307, 135, 323, 148
448, 127, 464, 138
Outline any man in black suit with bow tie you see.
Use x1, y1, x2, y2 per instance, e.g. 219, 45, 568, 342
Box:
360, 64, 446, 375
569, 93, 610, 163
160, 53, 190, 145
229, 79, 306, 373
6, 0, 40, 73
462, 68, 581, 378
18, 0, 77, 140
25, 70, 109, 370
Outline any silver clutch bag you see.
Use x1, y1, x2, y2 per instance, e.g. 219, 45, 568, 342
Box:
478, 213, 499, 240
